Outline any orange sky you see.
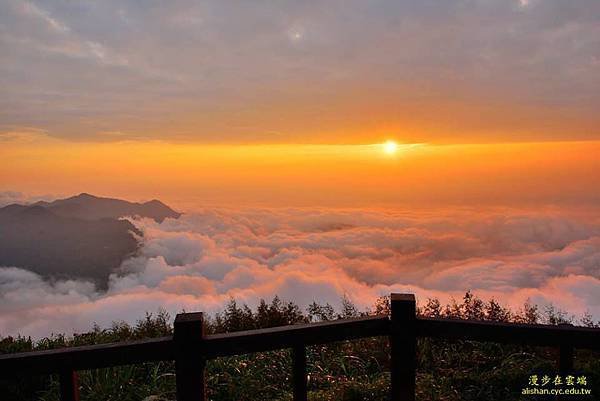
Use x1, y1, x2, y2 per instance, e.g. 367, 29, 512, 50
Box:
1, 1, 599, 207
2, 132, 599, 209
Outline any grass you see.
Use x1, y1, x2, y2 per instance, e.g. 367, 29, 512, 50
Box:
1, 292, 598, 401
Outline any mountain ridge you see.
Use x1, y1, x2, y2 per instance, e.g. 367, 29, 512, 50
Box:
30, 193, 181, 223
0, 193, 181, 289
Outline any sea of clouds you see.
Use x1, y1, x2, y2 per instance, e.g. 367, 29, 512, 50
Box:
1, 206, 599, 338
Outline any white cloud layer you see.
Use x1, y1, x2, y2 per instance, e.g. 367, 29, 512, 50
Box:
1, 206, 599, 338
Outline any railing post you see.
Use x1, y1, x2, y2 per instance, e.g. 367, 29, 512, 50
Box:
390, 293, 416, 401
292, 344, 307, 401
174, 312, 206, 401
557, 323, 574, 376
558, 323, 574, 399
59, 369, 79, 401
556, 323, 574, 401
558, 344, 574, 375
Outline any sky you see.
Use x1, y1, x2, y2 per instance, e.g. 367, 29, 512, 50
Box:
1, 1, 600, 335
1, 137, 600, 208
1, 0, 599, 144
1, 0, 599, 207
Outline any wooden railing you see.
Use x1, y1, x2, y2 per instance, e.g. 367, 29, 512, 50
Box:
1, 293, 598, 401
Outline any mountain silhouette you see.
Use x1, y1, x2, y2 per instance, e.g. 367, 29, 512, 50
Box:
0, 194, 181, 289
33, 193, 180, 222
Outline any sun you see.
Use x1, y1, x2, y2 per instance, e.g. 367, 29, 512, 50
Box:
383, 140, 398, 154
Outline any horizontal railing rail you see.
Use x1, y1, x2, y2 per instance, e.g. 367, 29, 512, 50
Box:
0, 293, 598, 401
204, 314, 390, 358
0, 336, 174, 375
417, 317, 600, 348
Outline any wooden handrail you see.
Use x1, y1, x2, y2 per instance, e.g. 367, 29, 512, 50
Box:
0, 336, 174, 375
203, 314, 390, 357
0, 293, 598, 401
416, 317, 600, 348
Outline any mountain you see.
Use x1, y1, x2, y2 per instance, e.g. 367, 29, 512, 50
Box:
33, 193, 181, 223
0, 194, 180, 289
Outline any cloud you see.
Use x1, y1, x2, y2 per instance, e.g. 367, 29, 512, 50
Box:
0, 0, 599, 142
20, 1, 70, 33
0, 127, 50, 143
1, 206, 599, 338
0, 190, 60, 207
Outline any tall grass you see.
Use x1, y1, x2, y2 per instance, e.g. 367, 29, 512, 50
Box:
1, 292, 598, 401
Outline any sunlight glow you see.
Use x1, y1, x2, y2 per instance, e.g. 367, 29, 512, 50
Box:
383, 140, 398, 154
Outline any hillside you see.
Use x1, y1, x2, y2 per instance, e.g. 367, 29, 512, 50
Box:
0, 194, 180, 288
33, 193, 180, 223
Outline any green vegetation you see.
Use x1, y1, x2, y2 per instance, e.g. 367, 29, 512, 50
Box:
1, 292, 598, 401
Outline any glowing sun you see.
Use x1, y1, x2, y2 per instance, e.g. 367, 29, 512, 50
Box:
383, 140, 398, 154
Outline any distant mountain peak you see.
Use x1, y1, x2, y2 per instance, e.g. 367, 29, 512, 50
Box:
2, 193, 181, 223
144, 199, 165, 205
61, 194, 181, 222
74, 192, 98, 199
0, 193, 181, 289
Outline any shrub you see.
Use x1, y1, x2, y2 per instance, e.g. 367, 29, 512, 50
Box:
1, 293, 597, 401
